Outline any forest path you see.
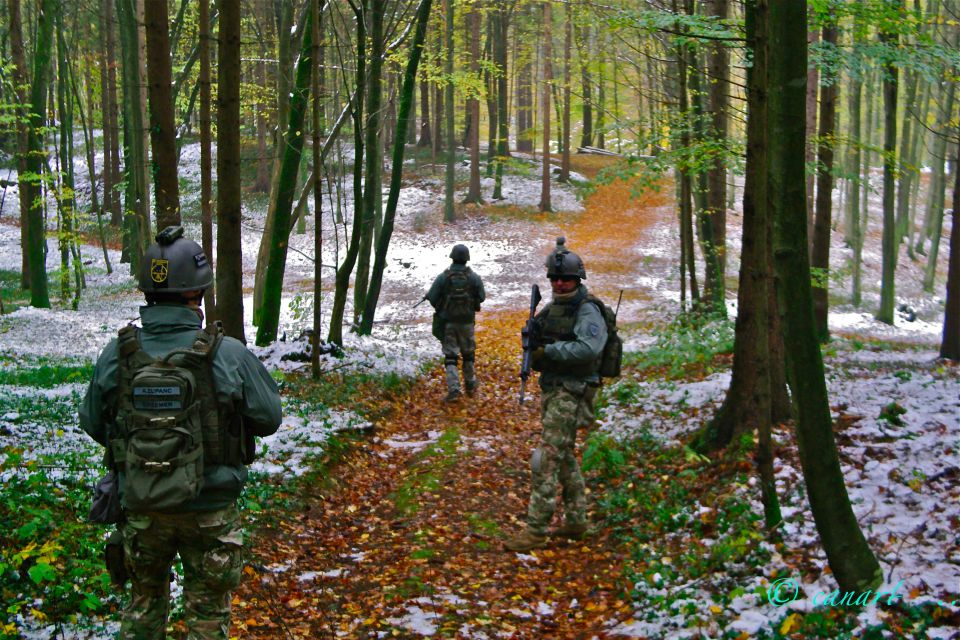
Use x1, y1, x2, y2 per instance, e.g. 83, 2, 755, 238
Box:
233, 173, 672, 638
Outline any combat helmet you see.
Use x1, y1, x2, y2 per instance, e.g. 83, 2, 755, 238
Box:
450, 244, 470, 264
545, 237, 586, 280
138, 226, 214, 293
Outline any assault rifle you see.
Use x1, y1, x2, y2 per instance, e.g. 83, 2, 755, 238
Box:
518, 284, 542, 405
413, 296, 428, 309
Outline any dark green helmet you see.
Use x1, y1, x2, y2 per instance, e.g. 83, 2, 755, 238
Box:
450, 244, 470, 264
545, 237, 586, 280
138, 226, 214, 293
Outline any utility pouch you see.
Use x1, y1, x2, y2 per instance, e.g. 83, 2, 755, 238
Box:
104, 530, 129, 588
432, 313, 446, 341
88, 471, 123, 525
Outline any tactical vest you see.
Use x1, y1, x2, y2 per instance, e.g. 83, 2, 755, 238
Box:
109, 324, 246, 512
534, 289, 602, 378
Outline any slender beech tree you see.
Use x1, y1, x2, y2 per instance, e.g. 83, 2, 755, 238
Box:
492, 4, 510, 200
699, 0, 774, 470
8, 0, 32, 289
143, 0, 181, 228
217, 0, 245, 341
877, 0, 901, 325
199, 0, 215, 321
464, 0, 483, 204
329, 7, 367, 347
846, 16, 864, 306
354, 0, 386, 323
312, 0, 325, 378
559, 3, 572, 182
941, 132, 960, 360
256, 5, 315, 347
443, 0, 456, 221
769, 0, 881, 592
23, 0, 56, 308
811, 16, 839, 341
707, 0, 729, 280
539, 0, 553, 213
358, 0, 434, 335
117, 0, 150, 271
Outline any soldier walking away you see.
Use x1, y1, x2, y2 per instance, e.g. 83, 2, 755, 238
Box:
426, 244, 486, 402
505, 238, 606, 552
80, 226, 282, 639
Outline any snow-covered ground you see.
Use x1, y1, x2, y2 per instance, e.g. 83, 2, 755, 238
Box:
0, 142, 958, 638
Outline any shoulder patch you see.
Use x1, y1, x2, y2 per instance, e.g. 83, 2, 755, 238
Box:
588, 322, 601, 337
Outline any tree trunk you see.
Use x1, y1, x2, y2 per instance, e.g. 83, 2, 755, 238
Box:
143, 0, 181, 229
56, 13, 77, 303
707, 0, 729, 278
418, 78, 432, 147
103, 0, 122, 229
312, 0, 325, 377
354, 0, 386, 323
443, 0, 456, 221
578, 25, 593, 148
846, 27, 863, 306
941, 137, 960, 360
769, 0, 882, 593
358, 0, 434, 335
256, 5, 315, 347
805, 28, 819, 251
877, 3, 900, 325
8, 0, 32, 289
492, 6, 509, 200
24, 0, 56, 308
923, 86, 957, 292
811, 20, 838, 341
674, 0, 699, 307
539, 0, 553, 213
699, 0, 774, 464
199, 0, 216, 321
328, 6, 366, 347
560, 4, 571, 182
464, 0, 483, 204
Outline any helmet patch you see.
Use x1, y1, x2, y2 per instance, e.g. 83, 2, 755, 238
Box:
150, 259, 169, 284
193, 253, 208, 268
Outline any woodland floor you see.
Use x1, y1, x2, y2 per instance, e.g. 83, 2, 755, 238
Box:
231, 169, 668, 638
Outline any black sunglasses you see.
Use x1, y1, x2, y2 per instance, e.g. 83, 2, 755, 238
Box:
549, 275, 577, 282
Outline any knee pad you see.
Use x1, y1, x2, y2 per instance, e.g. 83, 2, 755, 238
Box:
530, 447, 544, 475
444, 355, 459, 366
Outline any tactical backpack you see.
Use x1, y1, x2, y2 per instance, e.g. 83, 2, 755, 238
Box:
110, 324, 241, 512
584, 294, 623, 379
442, 268, 477, 323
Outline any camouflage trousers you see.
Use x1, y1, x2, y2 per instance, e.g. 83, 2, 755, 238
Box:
442, 321, 477, 393
526, 381, 598, 536
119, 504, 244, 640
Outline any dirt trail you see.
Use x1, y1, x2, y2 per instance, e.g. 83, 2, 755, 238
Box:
233, 177, 671, 638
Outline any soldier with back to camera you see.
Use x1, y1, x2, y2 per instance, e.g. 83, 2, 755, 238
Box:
425, 244, 486, 402
80, 226, 282, 639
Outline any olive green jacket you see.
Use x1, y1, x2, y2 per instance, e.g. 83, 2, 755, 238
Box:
80, 304, 282, 512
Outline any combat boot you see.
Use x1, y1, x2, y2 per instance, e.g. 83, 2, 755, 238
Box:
445, 389, 462, 403
551, 522, 588, 540
465, 380, 478, 396
503, 530, 547, 552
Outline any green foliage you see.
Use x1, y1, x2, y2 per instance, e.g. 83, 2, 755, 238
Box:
878, 401, 907, 426
625, 312, 734, 378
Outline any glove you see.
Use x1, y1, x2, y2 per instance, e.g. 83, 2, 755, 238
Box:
531, 346, 546, 371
